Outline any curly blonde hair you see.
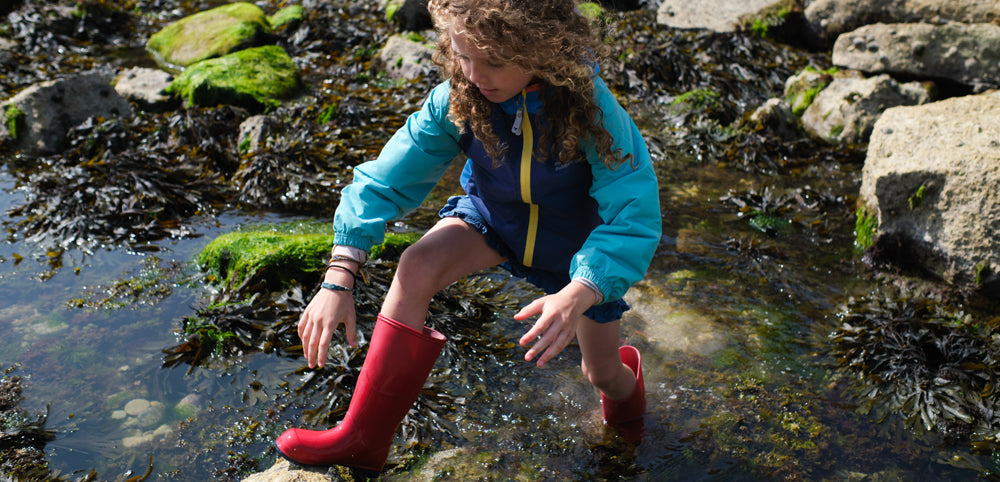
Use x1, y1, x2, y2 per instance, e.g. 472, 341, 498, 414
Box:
428, 0, 629, 168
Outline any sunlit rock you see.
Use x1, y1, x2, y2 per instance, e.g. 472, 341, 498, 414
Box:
859, 90, 1000, 293
146, 2, 274, 72
833, 22, 1000, 91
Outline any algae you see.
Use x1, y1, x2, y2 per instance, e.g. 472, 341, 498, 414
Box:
146, 2, 273, 70
167, 45, 301, 111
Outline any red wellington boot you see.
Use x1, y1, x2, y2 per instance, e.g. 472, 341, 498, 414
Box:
276, 314, 446, 472
601, 345, 645, 425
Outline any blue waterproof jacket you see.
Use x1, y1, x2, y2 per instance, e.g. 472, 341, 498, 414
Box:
333, 77, 660, 302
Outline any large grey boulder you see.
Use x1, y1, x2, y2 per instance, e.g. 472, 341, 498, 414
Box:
804, 0, 1000, 48
833, 22, 1000, 91
859, 91, 1000, 292
1, 71, 134, 155
800, 73, 930, 145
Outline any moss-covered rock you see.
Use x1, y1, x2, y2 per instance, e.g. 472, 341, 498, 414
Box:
268, 5, 304, 30
166, 45, 301, 111
196, 229, 334, 293
146, 2, 274, 71
196, 226, 421, 294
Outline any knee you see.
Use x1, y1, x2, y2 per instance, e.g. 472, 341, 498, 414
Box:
581, 361, 619, 393
395, 241, 449, 290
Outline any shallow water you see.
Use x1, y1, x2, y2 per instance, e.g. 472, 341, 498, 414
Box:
2, 145, 994, 480
2, 1, 997, 479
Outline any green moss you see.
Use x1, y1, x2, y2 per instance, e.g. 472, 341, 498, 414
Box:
907, 184, 926, 210
577, 2, 604, 19
4, 104, 25, 141
237, 136, 251, 154
791, 85, 821, 116
672, 89, 720, 109
829, 123, 844, 140
197, 224, 423, 292
166, 45, 302, 111
268, 5, 303, 29
318, 103, 338, 124
854, 206, 877, 253
385, 0, 401, 22
146, 2, 273, 70
368, 232, 423, 259
196, 228, 335, 290
974, 261, 989, 287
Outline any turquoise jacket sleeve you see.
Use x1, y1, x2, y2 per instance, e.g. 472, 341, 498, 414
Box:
333, 82, 461, 250
572, 77, 662, 302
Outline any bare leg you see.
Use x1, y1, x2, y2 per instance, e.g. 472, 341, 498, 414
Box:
577, 318, 636, 400
381, 217, 506, 330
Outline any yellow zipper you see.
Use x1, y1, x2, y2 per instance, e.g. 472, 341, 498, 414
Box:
518, 90, 538, 267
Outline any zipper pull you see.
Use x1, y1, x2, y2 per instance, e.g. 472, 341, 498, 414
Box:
512, 108, 523, 136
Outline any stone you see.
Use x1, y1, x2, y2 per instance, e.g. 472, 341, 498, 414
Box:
113, 67, 178, 112
859, 91, 1000, 291
379, 33, 437, 81
241, 458, 332, 482
146, 2, 273, 71
832, 22, 1000, 90
800, 73, 930, 145
166, 45, 302, 111
124, 398, 151, 417
0, 71, 134, 155
657, 0, 782, 32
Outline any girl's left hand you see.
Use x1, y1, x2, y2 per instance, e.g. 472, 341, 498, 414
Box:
515, 281, 597, 367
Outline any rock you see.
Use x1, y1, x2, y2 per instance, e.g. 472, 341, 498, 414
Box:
749, 98, 799, 139
378, 33, 437, 81
832, 22, 1000, 91
859, 91, 1000, 292
656, 0, 782, 32
623, 281, 727, 356
241, 458, 332, 482
0, 71, 134, 155
783, 66, 855, 116
269, 5, 304, 30
174, 393, 203, 419
388, 0, 433, 32
803, 0, 1000, 49
123, 398, 151, 417
238, 115, 280, 155
166, 45, 302, 111
113, 67, 178, 112
800, 73, 931, 145
146, 2, 274, 71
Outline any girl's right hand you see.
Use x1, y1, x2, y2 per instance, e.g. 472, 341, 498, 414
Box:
298, 268, 359, 368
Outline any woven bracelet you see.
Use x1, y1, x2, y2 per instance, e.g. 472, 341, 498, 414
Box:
320, 282, 352, 292
329, 254, 361, 264
326, 264, 357, 284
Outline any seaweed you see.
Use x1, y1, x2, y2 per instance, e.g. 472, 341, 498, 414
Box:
828, 290, 1000, 444
0, 364, 57, 480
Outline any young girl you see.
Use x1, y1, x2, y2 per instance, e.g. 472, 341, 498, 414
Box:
276, 0, 661, 472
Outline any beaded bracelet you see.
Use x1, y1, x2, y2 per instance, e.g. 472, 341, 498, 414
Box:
320, 282, 352, 292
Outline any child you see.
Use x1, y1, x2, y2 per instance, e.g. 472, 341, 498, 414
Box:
276, 0, 661, 473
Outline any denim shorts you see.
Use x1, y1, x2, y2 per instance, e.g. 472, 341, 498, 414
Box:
439, 195, 629, 323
